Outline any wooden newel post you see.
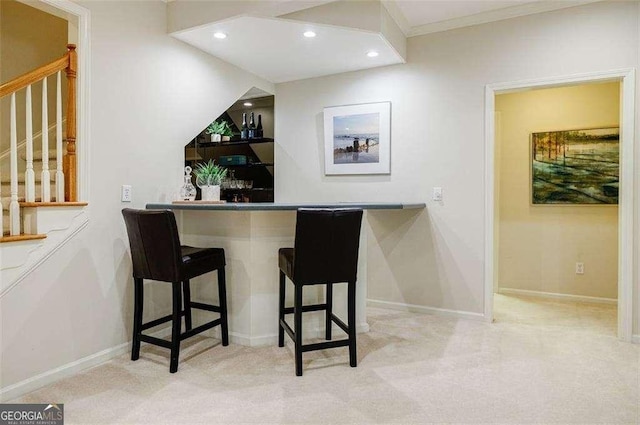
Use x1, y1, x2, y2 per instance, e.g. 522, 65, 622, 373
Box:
64, 44, 77, 202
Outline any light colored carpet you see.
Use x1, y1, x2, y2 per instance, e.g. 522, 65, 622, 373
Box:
12, 295, 639, 424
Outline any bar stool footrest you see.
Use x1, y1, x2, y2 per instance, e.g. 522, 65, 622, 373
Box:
139, 334, 173, 349
141, 312, 185, 331
302, 339, 350, 353
283, 303, 328, 315
180, 318, 222, 340
280, 319, 295, 340
190, 301, 221, 313
280, 316, 351, 348
331, 314, 349, 333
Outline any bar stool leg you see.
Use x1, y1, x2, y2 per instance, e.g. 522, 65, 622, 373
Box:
170, 281, 182, 373
183, 280, 192, 331
348, 280, 357, 368
131, 277, 143, 361
294, 283, 303, 376
325, 283, 333, 340
218, 267, 229, 346
278, 271, 286, 347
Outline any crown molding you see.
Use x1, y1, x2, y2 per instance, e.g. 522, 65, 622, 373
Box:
409, 0, 602, 37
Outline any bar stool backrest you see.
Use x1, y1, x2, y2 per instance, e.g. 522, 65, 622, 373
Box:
122, 209, 183, 283
293, 208, 363, 285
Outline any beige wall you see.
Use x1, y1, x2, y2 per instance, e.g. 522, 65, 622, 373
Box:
274, 1, 638, 316
0, 0, 67, 81
496, 83, 619, 299
0, 0, 68, 151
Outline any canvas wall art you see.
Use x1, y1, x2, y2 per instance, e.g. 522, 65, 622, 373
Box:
324, 102, 391, 175
531, 127, 619, 204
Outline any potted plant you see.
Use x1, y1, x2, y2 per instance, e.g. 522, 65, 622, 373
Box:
205, 120, 234, 142
193, 159, 228, 201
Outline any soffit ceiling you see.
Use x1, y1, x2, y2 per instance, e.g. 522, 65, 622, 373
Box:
172, 15, 403, 84
169, 0, 601, 84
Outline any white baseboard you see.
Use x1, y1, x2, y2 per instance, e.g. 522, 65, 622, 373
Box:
0, 327, 171, 403
498, 288, 617, 305
367, 299, 485, 321
632, 335, 640, 344
220, 330, 273, 347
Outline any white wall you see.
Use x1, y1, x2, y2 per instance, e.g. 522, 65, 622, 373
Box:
496, 83, 619, 299
0, 1, 272, 389
275, 2, 638, 320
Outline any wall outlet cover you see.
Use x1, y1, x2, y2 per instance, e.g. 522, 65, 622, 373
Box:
433, 187, 443, 201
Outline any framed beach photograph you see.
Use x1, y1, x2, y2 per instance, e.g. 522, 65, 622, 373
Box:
531, 127, 619, 205
323, 102, 391, 175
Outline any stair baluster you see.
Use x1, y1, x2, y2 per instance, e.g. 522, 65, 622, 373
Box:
55, 71, 64, 202
41, 77, 51, 202
9, 93, 20, 235
25, 85, 35, 202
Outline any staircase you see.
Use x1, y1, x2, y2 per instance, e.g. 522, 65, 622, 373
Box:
1, 44, 88, 295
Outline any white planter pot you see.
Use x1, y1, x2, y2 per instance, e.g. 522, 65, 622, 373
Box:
210, 134, 222, 142
200, 185, 220, 201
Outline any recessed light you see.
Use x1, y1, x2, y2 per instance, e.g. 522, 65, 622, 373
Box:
243, 102, 253, 107
213, 32, 227, 39
366, 50, 379, 58
303, 30, 316, 38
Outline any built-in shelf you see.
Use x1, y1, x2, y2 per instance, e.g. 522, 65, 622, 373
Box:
197, 138, 274, 147
222, 187, 274, 192
223, 163, 274, 168
187, 94, 274, 203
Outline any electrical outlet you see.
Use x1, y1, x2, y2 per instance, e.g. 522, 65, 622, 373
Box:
433, 187, 443, 202
575, 262, 584, 275
121, 185, 132, 202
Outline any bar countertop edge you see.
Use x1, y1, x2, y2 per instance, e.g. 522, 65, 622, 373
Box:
145, 202, 427, 211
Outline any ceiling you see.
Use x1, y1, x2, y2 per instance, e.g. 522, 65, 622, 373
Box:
170, 0, 600, 84
173, 15, 404, 84
394, 0, 600, 36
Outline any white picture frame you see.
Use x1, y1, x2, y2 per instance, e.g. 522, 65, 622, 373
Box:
323, 101, 391, 175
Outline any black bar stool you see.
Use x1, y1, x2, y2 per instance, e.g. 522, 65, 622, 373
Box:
278, 208, 363, 376
122, 208, 229, 373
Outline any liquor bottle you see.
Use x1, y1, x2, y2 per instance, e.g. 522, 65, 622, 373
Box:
240, 113, 249, 140
248, 112, 256, 139
256, 114, 263, 139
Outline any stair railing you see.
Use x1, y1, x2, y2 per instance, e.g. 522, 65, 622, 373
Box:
0, 45, 77, 236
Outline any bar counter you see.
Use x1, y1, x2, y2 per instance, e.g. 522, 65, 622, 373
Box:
146, 202, 426, 347
146, 201, 425, 211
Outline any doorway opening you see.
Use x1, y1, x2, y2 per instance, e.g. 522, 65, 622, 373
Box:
484, 70, 634, 341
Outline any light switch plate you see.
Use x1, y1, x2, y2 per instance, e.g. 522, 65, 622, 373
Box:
121, 185, 132, 202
